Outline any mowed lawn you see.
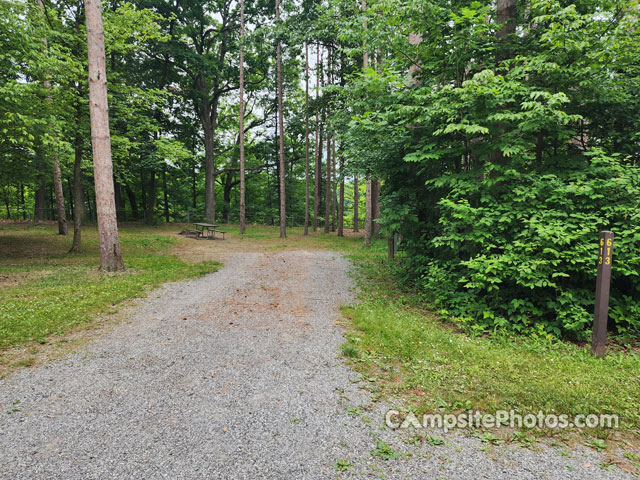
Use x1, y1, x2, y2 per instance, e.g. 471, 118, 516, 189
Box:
0, 223, 220, 358
0, 222, 370, 372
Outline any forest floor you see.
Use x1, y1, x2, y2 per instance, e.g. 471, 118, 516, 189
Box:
0, 222, 638, 478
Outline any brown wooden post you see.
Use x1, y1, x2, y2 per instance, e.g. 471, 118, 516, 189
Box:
592, 231, 614, 358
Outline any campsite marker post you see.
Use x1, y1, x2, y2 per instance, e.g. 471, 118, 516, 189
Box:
592, 231, 614, 359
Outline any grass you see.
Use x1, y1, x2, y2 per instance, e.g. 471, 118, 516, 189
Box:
340, 256, 640, 456
0, 223, 220, 357
3, 220, 640, 463
0, 221, 373, 373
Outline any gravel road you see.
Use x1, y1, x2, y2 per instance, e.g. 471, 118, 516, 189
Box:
0, 251, 632, 479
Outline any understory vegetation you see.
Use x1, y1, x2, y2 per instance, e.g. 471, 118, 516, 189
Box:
341, 254, 640, 457
336, 1, 640, 338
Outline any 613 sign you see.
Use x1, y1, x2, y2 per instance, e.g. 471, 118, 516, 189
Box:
598, 236, 613, 266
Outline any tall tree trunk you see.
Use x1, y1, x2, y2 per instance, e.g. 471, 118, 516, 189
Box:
492, 0, 518, 169
338, 156, 344, 237
496, 0, 517, 64
362, 0, 374, 246
36, 0, 67, 235
364, 178, 372, 247
51, 156, 67, 234
162, 167, 169, 223
191, 160, 197, 210
223, 171, 234, 223
276, 0, 286, 238
373, 178, 381, 237
70, 129, 84, 253
145, 170, 155, 225
19, 184, 26, 220
313, 44, 322, 232
324, 132, 331, 234
239, 0, 246, 234
353, 176, 359, 232
124, 184, 138, 220
304, 43, 310, 235
201, 97, 217, 222
140, 165, 146, 214
67, 177, 74, 219
331, 139, 337, 232
84, 0, 124, 271
34, 174, 46, 222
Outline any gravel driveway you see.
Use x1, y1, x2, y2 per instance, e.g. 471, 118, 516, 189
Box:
0, 251, 632, 479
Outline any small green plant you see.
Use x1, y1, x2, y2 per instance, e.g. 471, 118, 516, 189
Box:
335, 458, 353, 471
370, 440, 401, 460
425, 435, 445, 447
346, 406, 362, 416
585, 438, 607, 451
289, 417, 300, 424
341, 343, 359, 359
624, 451, 640, 467
478, 433, 504, 446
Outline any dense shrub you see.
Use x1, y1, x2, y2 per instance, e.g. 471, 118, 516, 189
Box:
339, 0, 640, 338
417, 154, 640, 338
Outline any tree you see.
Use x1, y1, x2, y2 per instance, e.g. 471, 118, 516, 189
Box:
84, 0, 124, 272
239, 0, 246, 234
37, 0, 68, 236
276, 0, 286, 238
303, 42, 310, 235
313, 44, 322, 231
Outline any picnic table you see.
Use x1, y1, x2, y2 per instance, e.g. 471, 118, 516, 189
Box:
184, 223, 226, 240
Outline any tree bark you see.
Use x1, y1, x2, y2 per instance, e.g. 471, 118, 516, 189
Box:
201, 95, 217, 222
338, 156, 344, 237
239, 0, 246, 234
362, 0, 373, 246
331, 139, 337, 232
51, 156, 67, 234
36, 0, 67, 235
313, 44, 322, 232
496, 0, 517, 63
304, 43, 310, 235
364, 178, 372, 247
70, 128, 84, 253
84, 0, 124, 271
34, 174, 46, 222
373, 178, 381, 237
162, 167, 169, 223
324, 132, 331, 234
353, 176, 359, 232
145, 170, 155, 225
19, 184, 25, 220
276, 0, 286, 238
124, 184, 138, 219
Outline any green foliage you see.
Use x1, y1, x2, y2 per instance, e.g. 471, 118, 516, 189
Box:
342, 260, 640, 434
334, 0, 640, 336
420, 152, 640, 337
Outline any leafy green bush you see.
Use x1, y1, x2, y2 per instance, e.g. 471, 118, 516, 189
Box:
418, 153, 640, 338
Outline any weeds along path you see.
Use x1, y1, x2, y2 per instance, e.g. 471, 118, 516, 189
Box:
0, 251, 630, 479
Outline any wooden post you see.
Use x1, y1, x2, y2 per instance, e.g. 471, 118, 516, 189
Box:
592, 231, 614, 358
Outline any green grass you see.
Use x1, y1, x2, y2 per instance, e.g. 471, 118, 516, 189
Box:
0, 223, 220, 351
341, 258, 640, 443
4, 221, 640, 454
